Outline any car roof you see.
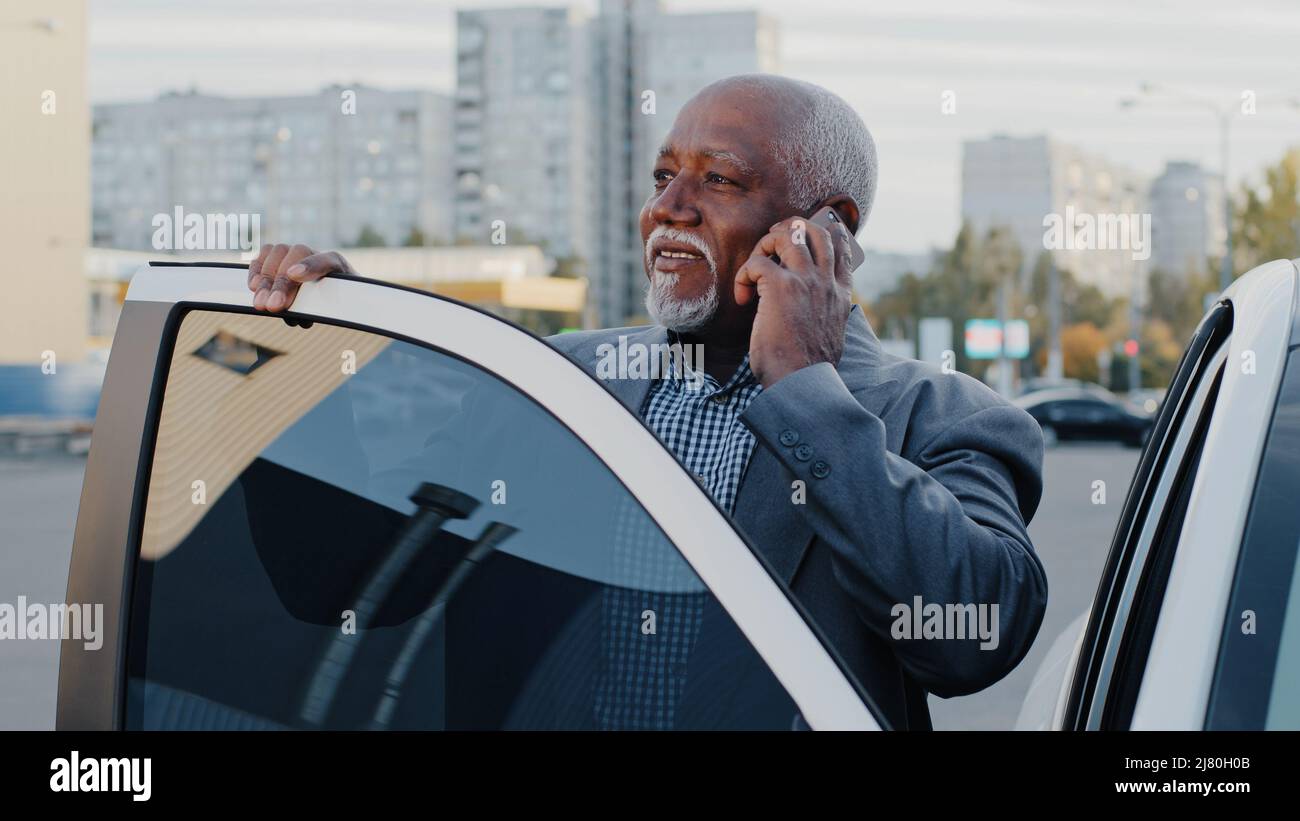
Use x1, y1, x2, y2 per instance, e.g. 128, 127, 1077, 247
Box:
1012, 387, 1117, 409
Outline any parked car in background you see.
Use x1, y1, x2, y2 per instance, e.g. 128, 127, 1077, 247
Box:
1013, 387, 1154, 447
1016, 377, 1116, 401
1122, 388, 1166, 417
1019, 258, 1300, 730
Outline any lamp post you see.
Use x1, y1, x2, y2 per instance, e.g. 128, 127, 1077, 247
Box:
1119, 83, 1236, 292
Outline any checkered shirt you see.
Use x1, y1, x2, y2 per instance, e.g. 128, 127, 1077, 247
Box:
593, 342, 763, 730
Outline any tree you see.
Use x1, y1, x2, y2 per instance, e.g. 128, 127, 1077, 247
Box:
354, 224, 387, 247
1059, 322, 1107, 383
1139, 318, 1184, 388
867, 222, 1002, 377
1146, 267, 1214, 345
1233, 148, 1300, 275
402, 226, 427, 247
551, 255, 587, 279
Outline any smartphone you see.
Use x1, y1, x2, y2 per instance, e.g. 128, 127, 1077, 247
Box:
808, 205, 866, 272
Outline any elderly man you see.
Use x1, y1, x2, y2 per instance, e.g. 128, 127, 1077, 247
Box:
248, 74, 1047, 730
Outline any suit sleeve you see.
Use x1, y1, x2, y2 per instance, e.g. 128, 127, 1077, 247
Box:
740, 362, 1048, 698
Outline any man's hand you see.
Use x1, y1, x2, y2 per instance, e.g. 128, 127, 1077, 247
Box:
247, 244, 355, 312
733, 216, 855, 387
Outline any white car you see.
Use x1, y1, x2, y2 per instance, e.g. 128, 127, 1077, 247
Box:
57, 263, 880, 731
1019, 257, 1300, 730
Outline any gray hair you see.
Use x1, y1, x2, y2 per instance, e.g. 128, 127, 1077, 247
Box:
769, 81, 878, 226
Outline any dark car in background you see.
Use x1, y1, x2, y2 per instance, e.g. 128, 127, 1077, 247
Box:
1013, 387, 1154, 447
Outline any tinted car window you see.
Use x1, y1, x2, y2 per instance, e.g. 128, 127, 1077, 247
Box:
1064, 302, 1232, 729
1207, 347, 1300, 730
126, 309, 800, 730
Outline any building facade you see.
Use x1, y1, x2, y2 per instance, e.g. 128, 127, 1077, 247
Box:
92, 85, 452, 253
1148, 160, 1225, 278
1, 1, 88, 365
453, 6, 594, 263
456, 0, 778, 327
962, 134, 1149, 298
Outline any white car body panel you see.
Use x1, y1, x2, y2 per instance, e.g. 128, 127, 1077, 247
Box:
1015, 610, 1088, 730
1131, 260, 1296, 729
125, 265, 881, 730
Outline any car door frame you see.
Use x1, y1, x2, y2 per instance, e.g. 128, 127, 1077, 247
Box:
58, 263, 882, 731
1058, 258, 1298, 730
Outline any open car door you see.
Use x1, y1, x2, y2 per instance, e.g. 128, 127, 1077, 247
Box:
57, 263, 882, 731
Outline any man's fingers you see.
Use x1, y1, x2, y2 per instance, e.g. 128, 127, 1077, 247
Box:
248, 244, 275, 291
264, 244, 314, 312
803, 221, 835, 273
253, 244, 291, 309
286, 251, 350, 283
733, 252, 784, 306
757, 221, 814, 273
829, 222, 855, 288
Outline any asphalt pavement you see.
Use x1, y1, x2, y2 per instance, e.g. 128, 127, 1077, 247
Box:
0, 444, 1140, 730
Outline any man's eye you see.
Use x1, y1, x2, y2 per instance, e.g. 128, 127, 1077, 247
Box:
653, 170, 673, 186
706, 172, 733, 185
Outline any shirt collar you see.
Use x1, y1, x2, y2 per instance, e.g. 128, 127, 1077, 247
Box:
661, 330, 757, 397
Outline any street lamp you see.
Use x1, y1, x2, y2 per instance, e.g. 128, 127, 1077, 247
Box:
1119, 83, 1235, 292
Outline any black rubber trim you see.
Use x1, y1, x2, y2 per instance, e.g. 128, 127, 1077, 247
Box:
1104, 367, 1221, 729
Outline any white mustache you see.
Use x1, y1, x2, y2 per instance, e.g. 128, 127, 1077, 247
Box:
644, 226, 717, 275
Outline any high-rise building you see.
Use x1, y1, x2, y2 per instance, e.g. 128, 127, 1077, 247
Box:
961, 134, 1149, 298
456, 1, 778, 327
1, 1, 87, 364
591, 0, 779, 326
91, 85, 452, 252
453, 6, 593, 263
1148, 160, 1225, 278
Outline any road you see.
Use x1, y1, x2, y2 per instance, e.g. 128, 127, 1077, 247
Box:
928, 443, 1140, 729
0, 456, 84, 730
0, 444, 1140, 730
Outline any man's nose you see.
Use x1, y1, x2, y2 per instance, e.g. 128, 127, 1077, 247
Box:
650, 177, 702, 226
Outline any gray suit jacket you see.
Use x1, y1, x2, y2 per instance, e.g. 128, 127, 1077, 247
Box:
545, 304, 1048, 729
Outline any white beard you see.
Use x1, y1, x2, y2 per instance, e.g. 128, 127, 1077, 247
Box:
642, 226, 720, 332
644, 270, 719, 332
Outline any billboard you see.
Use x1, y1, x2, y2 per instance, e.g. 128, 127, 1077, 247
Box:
964, 319, 1029, 360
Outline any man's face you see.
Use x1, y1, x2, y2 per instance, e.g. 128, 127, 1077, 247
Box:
639, 87, 798, 334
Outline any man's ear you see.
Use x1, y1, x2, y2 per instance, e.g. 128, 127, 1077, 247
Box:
814, 194, 862, 235
831, 195, 862, 236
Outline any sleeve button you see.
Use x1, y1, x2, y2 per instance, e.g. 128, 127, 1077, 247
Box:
811, 460, 831, 478
794, 443, 814, 462
779, 429, 800, 447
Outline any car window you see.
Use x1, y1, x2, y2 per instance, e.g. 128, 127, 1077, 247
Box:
125, 308, 803, 730
1064, 302, 1232, 729
1102, 364, 1222, 728
1206, 346, 1300, 730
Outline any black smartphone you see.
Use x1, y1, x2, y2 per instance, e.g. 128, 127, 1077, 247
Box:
808, 205, 865, 272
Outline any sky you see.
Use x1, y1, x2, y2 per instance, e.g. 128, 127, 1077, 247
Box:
87, 0, 1300, 253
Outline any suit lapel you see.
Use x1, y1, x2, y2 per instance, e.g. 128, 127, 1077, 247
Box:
733, 305, 892, 583
558, 309, 891, 586
596, 325, 667, 415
